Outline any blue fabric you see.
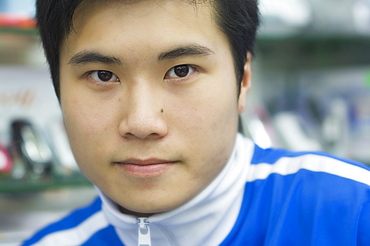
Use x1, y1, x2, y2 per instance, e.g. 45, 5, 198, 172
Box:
251, 144, 367, 169
220, 145, 370, 245
357, 200, 370, 245
21, 197, 103, 246
81, 225, 125, 246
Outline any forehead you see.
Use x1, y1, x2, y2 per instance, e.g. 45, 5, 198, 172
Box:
63, 0, 228, 57
71, 0, 215, 36
73, 0, 213, 21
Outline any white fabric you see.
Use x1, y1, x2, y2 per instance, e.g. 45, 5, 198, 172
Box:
97, 134, 255, 246
248, 154, 370, 186
33, 212, 109, 246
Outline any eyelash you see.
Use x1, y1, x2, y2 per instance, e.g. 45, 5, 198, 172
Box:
86, 70, 120, 84
84, 64, 199, 84
164, 65, 199, 81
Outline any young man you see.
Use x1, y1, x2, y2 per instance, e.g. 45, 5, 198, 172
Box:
24, 0, 370, 245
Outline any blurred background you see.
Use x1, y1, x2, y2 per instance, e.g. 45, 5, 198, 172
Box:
0, 0, 369, 245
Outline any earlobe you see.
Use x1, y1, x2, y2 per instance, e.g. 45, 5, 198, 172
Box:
238, 52, 252, 113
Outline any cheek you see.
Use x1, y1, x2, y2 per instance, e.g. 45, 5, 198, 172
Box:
176, 79, 238, 132
171, 76, 239, 160
61, 97, 116, 185
62, 93, 112, 134
60, 94, 114, 164
62, 98, 91, 136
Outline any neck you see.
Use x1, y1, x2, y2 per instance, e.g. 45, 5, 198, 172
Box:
118, 206, 155, 218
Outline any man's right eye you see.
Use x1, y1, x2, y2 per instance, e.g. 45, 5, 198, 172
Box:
87, 70, 120, 82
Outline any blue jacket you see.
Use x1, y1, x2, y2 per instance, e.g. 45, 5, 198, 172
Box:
23, 135, 370, 245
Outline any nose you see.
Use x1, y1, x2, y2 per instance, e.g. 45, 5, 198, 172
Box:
118, 83, 168, 140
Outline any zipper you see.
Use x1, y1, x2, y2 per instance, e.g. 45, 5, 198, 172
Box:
137, 217, 151, 246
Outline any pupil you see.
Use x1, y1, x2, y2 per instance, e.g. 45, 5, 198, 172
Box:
174, 65, 189, 77
98, 71, 113, 81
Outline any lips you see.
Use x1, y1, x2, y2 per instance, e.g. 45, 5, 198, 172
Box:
115, 158, 177, 177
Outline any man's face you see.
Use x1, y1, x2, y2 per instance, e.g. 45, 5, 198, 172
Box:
60, 0, 250, 216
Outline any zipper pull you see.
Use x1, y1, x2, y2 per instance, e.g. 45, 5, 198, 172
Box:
137, 217, 151, 246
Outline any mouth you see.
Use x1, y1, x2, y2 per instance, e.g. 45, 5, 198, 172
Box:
114, 158, 178, 177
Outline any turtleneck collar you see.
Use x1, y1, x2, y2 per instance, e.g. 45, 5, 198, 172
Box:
96, 134, 254, 246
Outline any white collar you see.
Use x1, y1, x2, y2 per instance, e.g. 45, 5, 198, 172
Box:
97, 134, 254, 246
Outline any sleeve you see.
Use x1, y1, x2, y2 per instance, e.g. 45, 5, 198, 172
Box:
357, 196, 370, 245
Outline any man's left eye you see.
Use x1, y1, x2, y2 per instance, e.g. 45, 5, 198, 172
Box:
164, 65, 196, 79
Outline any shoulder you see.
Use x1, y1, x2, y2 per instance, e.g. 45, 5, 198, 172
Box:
248, 144, 370, 188
222, 143, 370, 245
21, 196, 121, 246
244, 144, 370, 226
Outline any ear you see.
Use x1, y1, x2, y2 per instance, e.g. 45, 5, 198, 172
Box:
237, 52, 252, 113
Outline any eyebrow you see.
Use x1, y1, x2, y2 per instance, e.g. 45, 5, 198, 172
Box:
68, 51, 122, 66
158, 44, 214, 61
68, 44, 214, 65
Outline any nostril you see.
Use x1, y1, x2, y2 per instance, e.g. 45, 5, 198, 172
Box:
120, 117, 168, 140
123, 132, 136, 139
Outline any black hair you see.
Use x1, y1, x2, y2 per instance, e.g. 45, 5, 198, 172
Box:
36, 0, 259, 99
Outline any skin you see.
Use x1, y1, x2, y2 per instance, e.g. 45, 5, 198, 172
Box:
59, 0, 251, 217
